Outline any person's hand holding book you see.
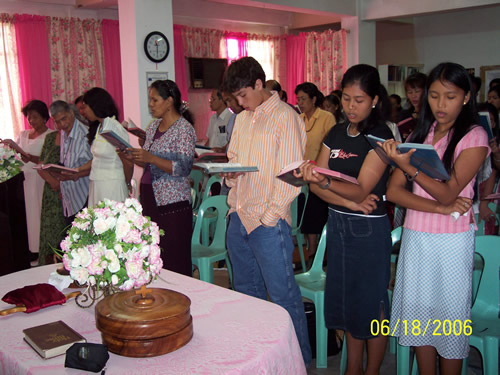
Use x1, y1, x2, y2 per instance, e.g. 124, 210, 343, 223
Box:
380, 138, 416, 172
295, 160, 326, 186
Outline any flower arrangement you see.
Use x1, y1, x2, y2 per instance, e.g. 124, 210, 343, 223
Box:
59, 198, 164, 292
0, 144, 23, 183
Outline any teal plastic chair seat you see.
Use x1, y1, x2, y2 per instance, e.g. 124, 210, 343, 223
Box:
295, 224, 327, 368
191, 195, 232, 286
475, 202, 499, 236
199, 175, 223, 245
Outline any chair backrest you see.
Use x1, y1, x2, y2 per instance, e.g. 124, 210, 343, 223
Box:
471, 235, 500, 319
201, 174, 222, 201
291, 185, 309, 230
192, 195, 229, 248
391, 226, 402, 246
190, 169, 205, 210
307, 225, 327, 278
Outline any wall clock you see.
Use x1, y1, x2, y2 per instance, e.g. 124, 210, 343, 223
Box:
144, 31, 170, 63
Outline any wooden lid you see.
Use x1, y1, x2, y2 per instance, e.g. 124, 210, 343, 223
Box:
95, 287, 191, 340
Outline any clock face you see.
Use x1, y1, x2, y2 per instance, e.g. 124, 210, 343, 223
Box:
144, 31, 170, 63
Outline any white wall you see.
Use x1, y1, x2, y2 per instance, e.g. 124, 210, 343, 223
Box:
377, 6, 500, 87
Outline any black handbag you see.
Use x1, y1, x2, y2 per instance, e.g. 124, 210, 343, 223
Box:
65, 343, 109, 373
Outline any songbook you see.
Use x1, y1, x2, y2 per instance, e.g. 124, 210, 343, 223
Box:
124, 118, 146, 139
478, 112, 495, 140
193, 162, 258, 174
365, 134, 450, 181
397, 116, 417, 141
484, 193, 500, 200
277, 160, 359, 187
100, 130, 132, 151
23, 320, 86, 359
33, 164, 78, 174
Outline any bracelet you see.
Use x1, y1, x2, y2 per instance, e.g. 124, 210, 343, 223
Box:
404, 169, 419, 181
319, 177, 331, 190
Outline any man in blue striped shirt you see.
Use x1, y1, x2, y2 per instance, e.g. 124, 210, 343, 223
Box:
49, 101, 92, 224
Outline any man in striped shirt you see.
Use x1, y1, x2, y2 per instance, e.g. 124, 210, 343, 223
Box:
222, 57, 312, 366
49, 101, 92, 224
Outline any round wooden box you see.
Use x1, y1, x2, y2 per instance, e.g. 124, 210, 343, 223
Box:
95, 287, 193, 357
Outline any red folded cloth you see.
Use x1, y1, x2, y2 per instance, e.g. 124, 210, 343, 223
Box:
2, 283, 66, 313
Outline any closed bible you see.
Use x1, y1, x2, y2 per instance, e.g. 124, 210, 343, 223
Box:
23, 320, 86, 359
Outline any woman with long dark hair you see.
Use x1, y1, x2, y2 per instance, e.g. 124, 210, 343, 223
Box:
125, 80, 196, 276
298, 64, 393, 374
78, 87, 133, 207
384, 63, 489, 374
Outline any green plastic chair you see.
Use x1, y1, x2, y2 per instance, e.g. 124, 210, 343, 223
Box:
200, 174, 222, 245
295, 224, 327, 368
190, 169, 205, 212
291, 185, 309, 271
461, 235, 500, 375
191, 195, 233, 286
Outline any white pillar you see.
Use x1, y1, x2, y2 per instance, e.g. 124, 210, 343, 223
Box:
341, 16, 376, 67
117, 0, 175, 129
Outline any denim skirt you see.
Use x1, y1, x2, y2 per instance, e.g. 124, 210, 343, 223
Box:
324, 209, 392, 339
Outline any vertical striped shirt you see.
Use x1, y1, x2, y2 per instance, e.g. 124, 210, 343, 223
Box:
405, 123, 489, 234
226, 92, 306, 234
60, 119, 92, 217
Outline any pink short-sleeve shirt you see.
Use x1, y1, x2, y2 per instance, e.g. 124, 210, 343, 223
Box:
404, 123, 490, 234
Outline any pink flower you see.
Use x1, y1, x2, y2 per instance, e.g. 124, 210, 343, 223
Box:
125, 259, 143, 280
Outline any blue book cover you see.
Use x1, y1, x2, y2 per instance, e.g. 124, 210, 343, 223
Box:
365, 135, 450, 181
478, 112, 494, 140
100, 130, 132, 150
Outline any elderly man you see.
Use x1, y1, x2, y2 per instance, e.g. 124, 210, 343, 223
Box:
49, 100, 92, 224
206, 89, 232, 150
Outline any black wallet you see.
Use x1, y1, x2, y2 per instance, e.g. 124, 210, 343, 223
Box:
65, 343, 109, 373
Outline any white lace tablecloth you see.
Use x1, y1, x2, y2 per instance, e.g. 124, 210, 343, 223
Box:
0, 265, 306, 375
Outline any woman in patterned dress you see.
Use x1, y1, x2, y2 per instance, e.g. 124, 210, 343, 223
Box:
124, 80, 196, 276
37, 115, 66, 265
384, 62, 489, 374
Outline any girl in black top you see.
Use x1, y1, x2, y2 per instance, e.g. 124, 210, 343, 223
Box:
298, 64, 393, 375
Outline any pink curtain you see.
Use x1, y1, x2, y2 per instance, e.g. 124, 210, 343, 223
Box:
102, 19, 123, 121
173, 25, 188, 102
47, 17, 105, 104
305, 29, 347, 95
285, 34, 306, 106
224, 32, 247, 63
14, 14, 52, 129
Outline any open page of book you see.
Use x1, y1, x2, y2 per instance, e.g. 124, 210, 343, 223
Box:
33, 164, 78, 174
193, 162, 258, 173
125, 118, 146, 138
277, 161, 358, 187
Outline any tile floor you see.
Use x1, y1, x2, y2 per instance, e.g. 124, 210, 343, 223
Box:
203, 268, 490, 375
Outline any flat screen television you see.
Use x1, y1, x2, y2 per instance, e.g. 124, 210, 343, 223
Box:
188, 58, 228, 89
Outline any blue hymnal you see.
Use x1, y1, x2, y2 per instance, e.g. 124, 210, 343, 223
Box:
478, 112, 494, 140
365, 134, 450, 181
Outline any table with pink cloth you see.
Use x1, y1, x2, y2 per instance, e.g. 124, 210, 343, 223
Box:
0, 265, 306, 375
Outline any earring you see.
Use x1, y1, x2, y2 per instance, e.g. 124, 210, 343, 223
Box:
372, 105, 376, 108
463, 101, 467, 105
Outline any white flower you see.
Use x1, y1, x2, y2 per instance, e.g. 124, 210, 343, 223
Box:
111, 274, 119, 285
70, 267, 89, 285
76, 247, 92, 267
115, 216, 131, 240
93, 217, 109, 235
108, 259, 121, 273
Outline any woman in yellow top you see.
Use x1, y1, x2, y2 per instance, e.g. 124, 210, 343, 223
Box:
295, 82, 336, 257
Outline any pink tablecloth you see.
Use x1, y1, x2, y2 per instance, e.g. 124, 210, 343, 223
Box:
0, 265, 306, 375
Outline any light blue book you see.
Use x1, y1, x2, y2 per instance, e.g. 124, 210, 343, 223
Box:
194, 162, 258, 174
365, 134, 450, 181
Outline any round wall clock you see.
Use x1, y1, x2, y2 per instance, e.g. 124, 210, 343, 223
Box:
144, 31, 170, 63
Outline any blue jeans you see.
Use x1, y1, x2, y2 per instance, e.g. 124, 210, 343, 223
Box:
227, 213, 312, 366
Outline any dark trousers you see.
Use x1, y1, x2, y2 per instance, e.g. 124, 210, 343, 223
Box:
140, 183, 193, 277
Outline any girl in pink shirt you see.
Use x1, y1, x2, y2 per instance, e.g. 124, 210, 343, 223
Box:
383, 63, 489, 374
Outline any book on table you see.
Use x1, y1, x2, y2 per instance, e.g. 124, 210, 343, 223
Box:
124, 118, 146, 138
365, 134, 450, 181
193, 162, 258, 174
478, 112, 495, 140
23, 320, 86, 359
277, 160, 359, 187
33, 164, 78, 174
